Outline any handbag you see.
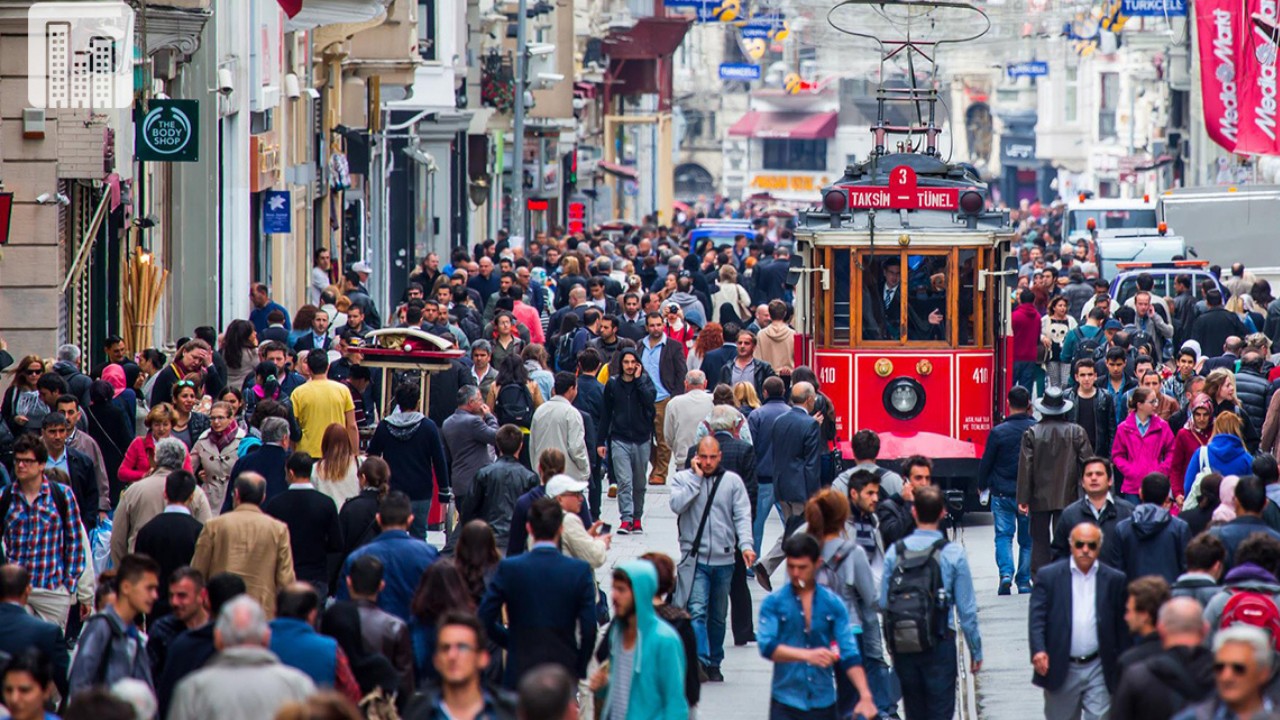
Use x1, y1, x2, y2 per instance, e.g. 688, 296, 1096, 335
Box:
672, 473, 723, 609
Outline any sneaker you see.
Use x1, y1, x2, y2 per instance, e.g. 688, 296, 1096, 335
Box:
617, 521, 633, 535
753, 563, 773, 592
631, 519, 644, 534
1018, 584, 1033, 594
706, 666, 725, 682
998, 578, 1012, 596
607, 484, 618, 498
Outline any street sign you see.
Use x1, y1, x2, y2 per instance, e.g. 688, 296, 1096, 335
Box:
719, 63, 761, 81
262, 190, 291, 234
843, 165, 959, 210
135, 99, 199, 162
1006, 61, 1049, 78
1120, 0, 1185, 16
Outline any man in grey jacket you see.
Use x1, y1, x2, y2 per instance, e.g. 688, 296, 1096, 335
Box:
168, 595, 315, 720
440, 384, 499, 503
670, 435, 755, 682
529, 373, 590, 483
68, 554, 159, 696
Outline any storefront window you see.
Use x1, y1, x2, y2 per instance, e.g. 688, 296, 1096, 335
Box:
762, 139, 827, 171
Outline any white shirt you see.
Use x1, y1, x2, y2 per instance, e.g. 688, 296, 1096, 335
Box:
1069, 560, 1100, 657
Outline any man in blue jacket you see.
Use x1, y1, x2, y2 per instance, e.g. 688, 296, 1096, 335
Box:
978, 386, 1037, 596
770, 382, 822, 532
336, 492, 439, 622
0, 564, 69, 698
1107, 472, 1189, 584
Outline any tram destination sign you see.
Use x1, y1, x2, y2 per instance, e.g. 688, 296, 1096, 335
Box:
844, 165, 959, 210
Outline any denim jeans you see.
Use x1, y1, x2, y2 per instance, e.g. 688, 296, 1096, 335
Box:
895, 636, 957, 720
1013, 361, 1039, 393
688, 562, 735, 667
836, 636, 901, 719
409, 499, 432, 540
991, 495, 1031, 587
610, 439, 649, 522
754, 480, 783, 555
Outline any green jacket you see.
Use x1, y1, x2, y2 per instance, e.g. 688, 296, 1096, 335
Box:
602, 560, 689, 720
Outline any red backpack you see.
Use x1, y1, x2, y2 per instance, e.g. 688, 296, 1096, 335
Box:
1220, 590, 1280, 649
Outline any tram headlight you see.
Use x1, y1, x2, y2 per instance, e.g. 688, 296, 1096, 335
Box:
823, 189, 847, 214
959, 190, 984, 214
882, 378, 925, 421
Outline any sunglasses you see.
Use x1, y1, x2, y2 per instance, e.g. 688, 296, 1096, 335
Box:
1214, 662, 1249, 677
1072, 541, 1099, 551
176, 380, 196, 388
22, 368, 41, 376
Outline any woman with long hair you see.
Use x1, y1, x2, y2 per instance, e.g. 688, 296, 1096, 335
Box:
1226, 293, 1259, 333
1171, 393, 1215, 498
486, 352, 544, 426
136, 347, 166, 410
221, 318, 259, 390
1184, 411, 1254, 508
408, 560, 475, 685
539, 447, 566, 484
87, 380, 133, 506
119, 403, 193, 484
710, 265, 753, 325
189, 400, 246, 514
216, 385, 245, 421
169, 379, 210, 450
2, 355, 47, 435
688, 323, 723, 372
1041, 296, 1078, 390
733, 381, 761, 417
338, 456, 390, 557
315, 422, 360, 509
490, 312, 525, 368
454, 520, 501, 604
290, 304, 319, 346
1110, 386, 1176, 505
1205, 368, 1260, 449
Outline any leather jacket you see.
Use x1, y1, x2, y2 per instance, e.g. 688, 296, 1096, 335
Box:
1017, 418, 1093, 512
1064, 388, 1116, 458
460, 456, 539, 547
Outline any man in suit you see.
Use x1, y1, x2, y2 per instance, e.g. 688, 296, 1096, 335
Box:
192, 472, 296, 619
135, 471, 205, 618
479, 497, 597, 689
292, 308, 334, 354
1029, 522, 1130, 720
222, 417, 291, 513
263, 452, 344, 600
39, 411, 99, 530
877, 258, 904, 340
0, 564, 70, 698
770, 381, 822, 534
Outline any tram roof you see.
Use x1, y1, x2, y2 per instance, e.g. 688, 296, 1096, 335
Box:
794, 228, 1010, 248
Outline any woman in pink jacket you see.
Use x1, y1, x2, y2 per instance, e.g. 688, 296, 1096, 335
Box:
1111, 386, 1176, 504
119, 402, 193, 484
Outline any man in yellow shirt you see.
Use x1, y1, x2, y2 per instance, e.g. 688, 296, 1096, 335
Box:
290, 351, 357, 456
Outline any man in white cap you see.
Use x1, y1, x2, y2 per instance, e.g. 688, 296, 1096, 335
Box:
546, 474, 610, 569
343, 265, 382, 329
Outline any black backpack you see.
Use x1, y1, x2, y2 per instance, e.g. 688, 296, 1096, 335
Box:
555, 331, 579, 373
1071, 327, 1105, 363
495, 383, 535, 428
884, 538, 948, 655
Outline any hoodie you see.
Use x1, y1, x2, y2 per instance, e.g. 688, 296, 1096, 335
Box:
756, 322, 797, 373
1184, 434, 1254, 495
1203, 562, 1280, 641
1108, 504, 1189, 583
367, 410, 450, 502
602, 561, 689, 720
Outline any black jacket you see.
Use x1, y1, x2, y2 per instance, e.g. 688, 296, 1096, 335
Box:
752, 258, 790, 304
1235, 366, 1271, 434
1051, 496, 1135, 562
1189, 307, 1248, 358
155, 623, 216, 717
717, 357, 777, 399
770, 407, 821, 504
1064, 388, 1116, 458
222, 444, 290, 513
1110, 645, 1215, 720
264, 487, 344, 587
1107, 504, 1189, 583
876, 495, 915, 547
368, 413, 451, 502
292, 333, 333, 354
1029, 559, 1131, 693
640, 335, 687, 401
53, 361, 92, 408
428, 360, 476, 429
699, 343, 738, 392
599, 374, 657, 445
977, 412, 1036, 497
60, 446, 99, 530
461, 456, 539, 547
338, 488, 383, 558
134, 511, 203, 617
0, 603, 68, 697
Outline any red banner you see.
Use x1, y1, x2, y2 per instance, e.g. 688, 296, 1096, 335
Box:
1237, 0, 1280, 154
1196, 0, 1242, 151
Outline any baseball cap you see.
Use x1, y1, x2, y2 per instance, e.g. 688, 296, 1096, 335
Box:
545, 474, 589, 498
352, 261, 373, 275
1103, 319, 1123, 331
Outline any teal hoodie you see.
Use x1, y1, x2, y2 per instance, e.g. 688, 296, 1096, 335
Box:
602, 560, 689, 720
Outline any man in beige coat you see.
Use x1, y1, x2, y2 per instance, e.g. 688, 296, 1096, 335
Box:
191, 472, 295, 618
111, 438, 213, 566
663, 370, 715, 478
755, 300, 797, 375
529, 372, 590, 482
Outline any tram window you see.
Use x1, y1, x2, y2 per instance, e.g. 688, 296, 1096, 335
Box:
906, 254, 948, 342
833, 249, 851, 345
958, 249, 978, 346
864, 253, 904, 341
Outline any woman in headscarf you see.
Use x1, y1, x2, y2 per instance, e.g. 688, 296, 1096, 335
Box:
87, 380, 133, 506
1179, 473, 1222, 537
1212, 474, 1242, 525
190, 400, 246, 514
1171, 393, 1215, 500
320, 600, 403, 710
101, 364, 138, 435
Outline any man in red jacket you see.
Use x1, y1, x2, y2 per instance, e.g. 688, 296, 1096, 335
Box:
1012, 289, 1044, 393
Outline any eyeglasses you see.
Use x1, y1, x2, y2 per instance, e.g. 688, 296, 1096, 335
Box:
1072, 541, 1099, 551
437, 642, 477, 655
1213, 662, 1249, 677
13, 457, 40, 466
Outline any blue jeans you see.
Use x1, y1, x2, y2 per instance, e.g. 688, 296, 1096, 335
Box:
991, 495, 1031, 587
409, 499, 432, 540
754, 481, 783, 555
688, 562, 735, 667
1013, 361, 1038, 392
836, 636, 900, 719
895, 636, 957, 720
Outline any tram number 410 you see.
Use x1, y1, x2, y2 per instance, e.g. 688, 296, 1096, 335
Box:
820, 367, 838, 384
971, 367, 990, 384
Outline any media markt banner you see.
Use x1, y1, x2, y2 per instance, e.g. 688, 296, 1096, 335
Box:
1236, 0, 1280, 155
1195, 0, 1241, 151
135, 99, 199, 162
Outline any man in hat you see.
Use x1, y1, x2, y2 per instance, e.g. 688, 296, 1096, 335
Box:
1018, 386, 1094, 576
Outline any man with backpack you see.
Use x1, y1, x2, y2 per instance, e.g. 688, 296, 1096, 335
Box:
1029, 522, 1130, 720
1062, 308, 1108, 372
879, 485, 982, 720
1202, 533, 1280, 645
68, 553, 160, 695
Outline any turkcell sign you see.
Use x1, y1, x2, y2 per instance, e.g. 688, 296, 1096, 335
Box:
1006, 61, 1049, 78
719, 63, 761, 80
845, 186, 960, 210
1121, 0, 1186, 16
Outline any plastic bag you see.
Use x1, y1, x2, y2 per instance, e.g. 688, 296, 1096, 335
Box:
90, 516, 113, 575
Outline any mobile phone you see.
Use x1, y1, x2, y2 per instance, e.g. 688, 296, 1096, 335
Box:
599, 523, 612, 534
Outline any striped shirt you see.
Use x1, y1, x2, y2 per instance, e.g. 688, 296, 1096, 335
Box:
3, 481, 85, 592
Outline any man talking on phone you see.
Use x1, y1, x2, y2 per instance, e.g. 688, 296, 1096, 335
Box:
669, 436, 756, 683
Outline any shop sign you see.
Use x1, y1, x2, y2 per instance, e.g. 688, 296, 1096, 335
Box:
136, 99, 199, 162
263, 190, 291, 234
719, 63, 761, 81
750, 174, 826, 192
1121, 0, 1185, 16
1006, 61, 1049, 78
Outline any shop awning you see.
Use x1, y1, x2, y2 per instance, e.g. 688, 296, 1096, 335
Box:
283, 0, 390, 31
598, 161, 639, 180
727, 111, 838, 140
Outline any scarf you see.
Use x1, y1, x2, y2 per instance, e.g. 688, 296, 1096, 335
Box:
103, 364, 128, 398
210, 419, 240, 451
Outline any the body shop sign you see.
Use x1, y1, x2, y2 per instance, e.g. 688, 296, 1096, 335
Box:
136, 99, 199, 162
